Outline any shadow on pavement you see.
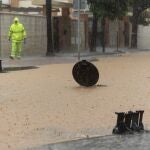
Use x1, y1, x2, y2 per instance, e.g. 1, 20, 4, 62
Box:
1, 66, 39, 73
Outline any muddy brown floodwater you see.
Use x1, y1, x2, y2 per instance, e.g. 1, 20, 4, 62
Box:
0, 52, 150, 149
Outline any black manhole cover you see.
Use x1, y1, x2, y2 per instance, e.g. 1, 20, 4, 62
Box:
72, 60, 99, 87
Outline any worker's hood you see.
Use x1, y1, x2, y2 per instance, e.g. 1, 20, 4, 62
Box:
14, 17, 19, 23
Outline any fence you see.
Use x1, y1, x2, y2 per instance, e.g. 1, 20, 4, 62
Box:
71, 20, 86, 51
0, 12, 137, 58
86, 19, 132, 53
0, 12, 47, 58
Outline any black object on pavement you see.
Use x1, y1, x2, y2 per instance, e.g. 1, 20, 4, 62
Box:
112, 112, 126, 134
0, 60, 2, 72
137, 110, 144, 130
72, 60, 99, 87
113, 110, 144, 134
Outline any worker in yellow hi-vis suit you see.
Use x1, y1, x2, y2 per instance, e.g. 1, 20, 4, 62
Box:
8, 17, 26, 59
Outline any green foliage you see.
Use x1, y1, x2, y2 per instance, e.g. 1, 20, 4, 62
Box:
133, 0, 150, 13
127, 0, 150, 47
87, 0, 129, 20
138, 9, 150, 25
128, 0, 150, 8
129, 0, 150, 25
87, 0, 150, 23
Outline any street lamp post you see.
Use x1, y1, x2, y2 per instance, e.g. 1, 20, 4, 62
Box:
46, 0, 54, 56
77, 0, 80, 61
0, 1, 2, 71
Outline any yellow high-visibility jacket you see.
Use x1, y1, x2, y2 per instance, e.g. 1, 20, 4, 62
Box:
8, 17, 26, 42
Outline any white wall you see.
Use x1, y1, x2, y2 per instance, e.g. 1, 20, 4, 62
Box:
137, 25, 150, 50
2, 0, 10, 4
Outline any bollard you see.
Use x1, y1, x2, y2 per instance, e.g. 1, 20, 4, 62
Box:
113, 110, 144, 134
124, 111, 133, 130
113, 112, 126, 134
130, 112, 140, 131
0, 60, 2, 72
72, 60, 99, 87
136, 110, 144, 130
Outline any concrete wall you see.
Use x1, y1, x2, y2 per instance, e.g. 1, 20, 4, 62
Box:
137, 25, 150, 50
0, 12, 47, 57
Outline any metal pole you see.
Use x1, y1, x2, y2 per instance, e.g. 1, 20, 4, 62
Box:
51, 16, 54, 51
0, 11, 1, 58
0, 12, 2, 72
77, 0, 80, 61
46, 0, 53, 56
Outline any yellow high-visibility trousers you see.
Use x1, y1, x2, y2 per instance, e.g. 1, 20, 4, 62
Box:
11, 41, 22, 58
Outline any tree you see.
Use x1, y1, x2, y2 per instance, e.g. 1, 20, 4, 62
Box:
129, 0, 150, 48
46, 0, 54, 56
87, 0, 128, 52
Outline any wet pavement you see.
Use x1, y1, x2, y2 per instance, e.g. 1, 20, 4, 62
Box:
28, 132, 150, 150
1, 49, 127, 68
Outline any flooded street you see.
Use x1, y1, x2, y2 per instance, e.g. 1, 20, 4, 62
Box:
1, 52, 150, 149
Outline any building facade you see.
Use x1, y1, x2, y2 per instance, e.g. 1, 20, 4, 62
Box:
1, 0, 42, 14
1, 0, 132, 55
